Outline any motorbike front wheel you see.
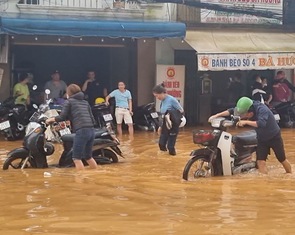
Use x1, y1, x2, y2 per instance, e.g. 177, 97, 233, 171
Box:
183, 154, 222, 181
92, 149, 119, 164
3, 155, 36, 170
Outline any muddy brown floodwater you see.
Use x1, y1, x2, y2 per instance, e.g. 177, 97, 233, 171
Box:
1, 127, 295, 235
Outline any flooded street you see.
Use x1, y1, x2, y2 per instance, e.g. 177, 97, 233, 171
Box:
1, 127, 295, 235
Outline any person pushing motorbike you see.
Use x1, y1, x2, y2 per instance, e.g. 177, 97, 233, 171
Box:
46, 84, 97, 170
209, 97, 292, 174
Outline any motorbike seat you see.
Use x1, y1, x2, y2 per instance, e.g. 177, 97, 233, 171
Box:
61, 133, 75, 142
60, 128, 109, 142
94, 128, 109, 138
232, 130, 257, 146
93, 138, 114, 146
274, 101, 294, 111
92, 103, 109, 111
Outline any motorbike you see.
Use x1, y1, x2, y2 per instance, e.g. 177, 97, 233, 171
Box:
272, 101, 295, 128
91, 102, 115, 131
133, 102, 160, 131
0, 98, 35, 141
182, 116, 257, 181
0, 85, 40, 141
2, 90, 123, 170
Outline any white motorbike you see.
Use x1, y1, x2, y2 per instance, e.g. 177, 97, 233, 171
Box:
41, 89, 71, 143
182, 117, 257, 181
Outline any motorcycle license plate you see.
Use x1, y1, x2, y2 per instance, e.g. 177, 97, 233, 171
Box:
59, 127, 71, 136
103, 114, 113, 121
0, 120, 10, 130
151, 112, 159, 118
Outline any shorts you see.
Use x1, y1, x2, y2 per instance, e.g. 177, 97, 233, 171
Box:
115, 107, 133, 124
72, 127, 95, 160
256, 133, 286, 163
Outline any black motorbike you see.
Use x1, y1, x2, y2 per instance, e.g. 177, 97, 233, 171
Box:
0, 85, 40, 141
0, 97, 34, 141
3, 101, 123, 170
272, 101, 295, 128
133, 102, 160, 131
91, 102, 115, 130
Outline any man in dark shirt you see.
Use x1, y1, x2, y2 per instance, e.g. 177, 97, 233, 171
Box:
209, 97, 292, 174
81, 70, 107, 106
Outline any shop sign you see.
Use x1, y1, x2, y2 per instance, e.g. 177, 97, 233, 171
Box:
200, 0, 282, 25
198, 53, 295, 71
156, 65, 185, 110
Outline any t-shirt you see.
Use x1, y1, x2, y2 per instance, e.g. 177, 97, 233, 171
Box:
84, 80, 105, 106
44, 80, 67, 100
13, 83, 30, 105
109, 89, 132, 108
160, 95, 183, 114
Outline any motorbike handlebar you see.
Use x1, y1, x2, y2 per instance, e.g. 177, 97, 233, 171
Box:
210, 115, 240, 129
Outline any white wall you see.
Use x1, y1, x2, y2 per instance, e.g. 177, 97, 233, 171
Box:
1, 0, 177, 21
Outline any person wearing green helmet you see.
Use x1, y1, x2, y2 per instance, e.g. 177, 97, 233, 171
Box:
208, 96, 292, 174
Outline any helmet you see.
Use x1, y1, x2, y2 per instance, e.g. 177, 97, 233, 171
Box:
179, 115, 186, 128
236, 97, 253, 115
95, 97, 105, 104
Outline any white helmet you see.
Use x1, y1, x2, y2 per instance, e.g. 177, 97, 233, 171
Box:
179, 115, 186, 128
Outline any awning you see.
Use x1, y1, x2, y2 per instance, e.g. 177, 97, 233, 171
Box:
0, 17, 186, 39
185, 29, 295, 71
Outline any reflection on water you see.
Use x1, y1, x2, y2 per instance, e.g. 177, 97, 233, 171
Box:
1, 127, 295, 234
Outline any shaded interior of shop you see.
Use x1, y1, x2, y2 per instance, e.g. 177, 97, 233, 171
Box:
11, 44, 136, 96
174, 50, 199, 126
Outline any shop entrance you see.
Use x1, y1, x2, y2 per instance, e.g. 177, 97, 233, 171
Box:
10, 44, 134, 96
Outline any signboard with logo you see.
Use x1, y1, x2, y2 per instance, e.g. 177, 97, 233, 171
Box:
155, 65, 185, 111
198, 53, 295, 71
200, 0, 283, 25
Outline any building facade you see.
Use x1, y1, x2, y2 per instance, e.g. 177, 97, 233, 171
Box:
0, 0, 186, 119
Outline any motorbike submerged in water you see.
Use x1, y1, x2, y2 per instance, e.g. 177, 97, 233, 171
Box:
91, 100, 115, 131
182, 116, 257, 181
3, 90, 123, 170
133, 102, 160, 131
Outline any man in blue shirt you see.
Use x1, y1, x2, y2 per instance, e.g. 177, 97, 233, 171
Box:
209, 97, 292, 174
105, 82, 133, 137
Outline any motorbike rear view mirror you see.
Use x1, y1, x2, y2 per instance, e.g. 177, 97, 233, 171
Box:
45, 89, 51, 101
32, 104, 38, 109
32, 85, 38, 90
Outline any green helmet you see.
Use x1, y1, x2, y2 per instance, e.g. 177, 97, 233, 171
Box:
236, 97, 253, 114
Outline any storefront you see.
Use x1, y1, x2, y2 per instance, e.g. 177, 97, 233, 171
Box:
185, 29, 295, 123
0, 16, 186, 104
